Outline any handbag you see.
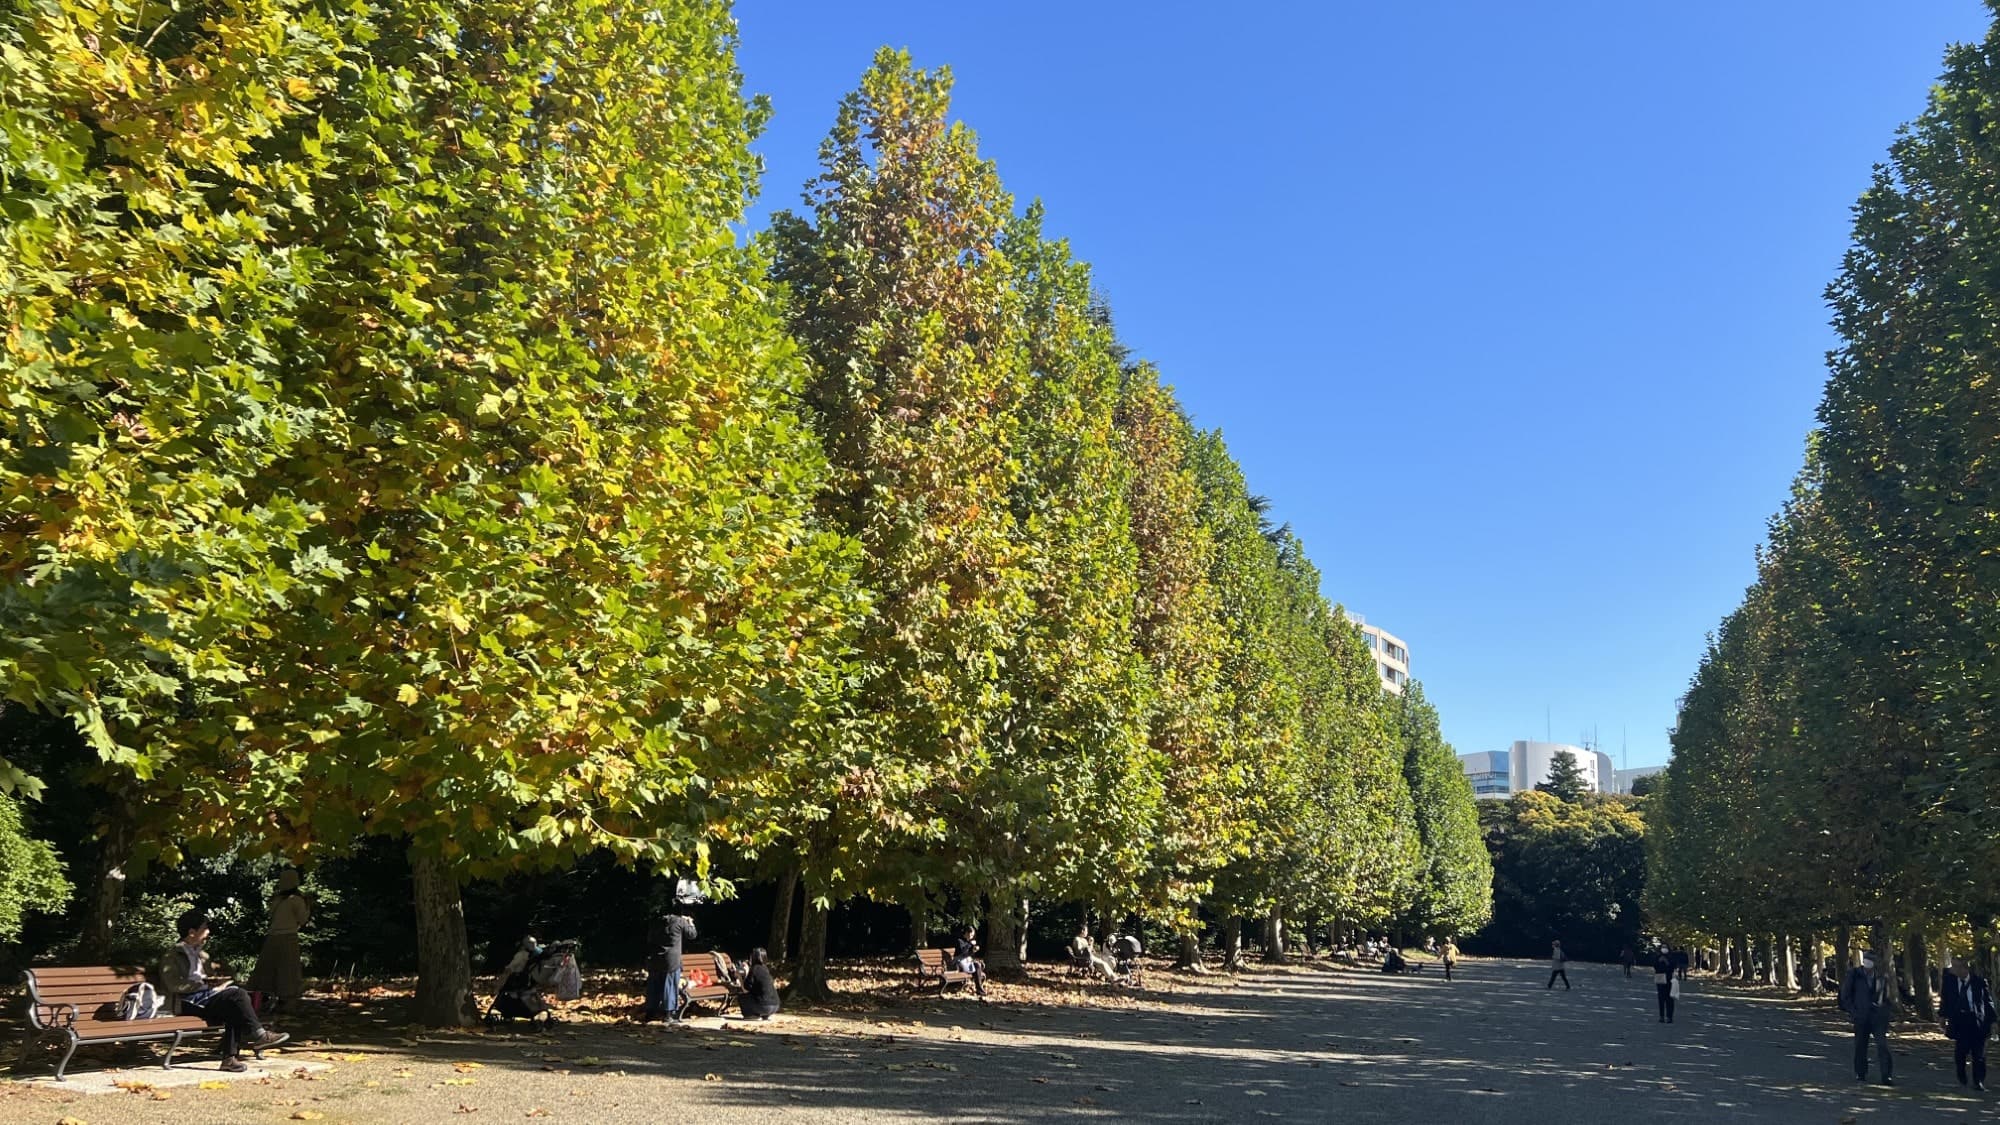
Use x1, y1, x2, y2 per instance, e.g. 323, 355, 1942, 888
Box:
1653, 971, 1668, 985
1670, 978, 1681, 999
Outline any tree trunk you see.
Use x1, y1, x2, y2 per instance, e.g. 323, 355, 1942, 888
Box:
1753, 935, 1771, 984
901, 893, 927, 955
1780, 933, 1798, 992
1175, 931, 1207, 973
767, 868, 799, 962
1801, 933, 1821, 994
1835, 925, 1851, 985
78, 804, 136, 960
1736, 935, 1754, 981
984, 886, 1025, 979
1908, 923, 1935, 1021
1223, 917, 1244, 971
787, 896, 832, 1002
409, 849, 480, 1027
1261, 908, 1287, 964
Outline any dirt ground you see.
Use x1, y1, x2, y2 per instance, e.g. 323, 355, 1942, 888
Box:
1, 956, 1983, 1123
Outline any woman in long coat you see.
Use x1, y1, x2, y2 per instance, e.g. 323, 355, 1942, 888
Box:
247, 867, 311, 1011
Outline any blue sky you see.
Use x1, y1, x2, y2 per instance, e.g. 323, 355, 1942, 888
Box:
733, 2, 1992, 769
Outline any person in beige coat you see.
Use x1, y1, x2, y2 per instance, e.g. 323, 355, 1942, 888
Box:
247, 867, 310, 1011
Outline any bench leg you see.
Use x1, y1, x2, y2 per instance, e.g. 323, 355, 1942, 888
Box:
53, 1035, 79, 1081
163, 1031, 182, 1070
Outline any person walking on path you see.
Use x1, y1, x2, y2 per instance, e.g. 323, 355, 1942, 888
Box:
1673, 947, 1690, 982
1940, 954, 1995, 1091
1547, 940, 1570, 990
1621, 945, 1635, 979
1653, 950, 1676, 1023
1842, 951, 1895, 1085
643, 911, 697, 1024
1442, 937, 1458, 982
247, 866, 310, 1014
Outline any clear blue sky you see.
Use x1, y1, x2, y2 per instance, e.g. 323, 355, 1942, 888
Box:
733, 2, 1993, 769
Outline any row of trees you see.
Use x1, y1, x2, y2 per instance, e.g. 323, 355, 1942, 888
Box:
0, 0, 1491, 1020
1645, 7, 2000, 1019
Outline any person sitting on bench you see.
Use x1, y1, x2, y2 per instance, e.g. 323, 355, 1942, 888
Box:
1382, 948, 1408, 974
954, 925, 990, 999
1071, 925, 1122, 983
164, 910, 288, 1072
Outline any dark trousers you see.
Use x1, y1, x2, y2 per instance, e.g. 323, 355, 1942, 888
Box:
1548, 969, 1569, 989
1954, 1033, 1988, 1086
1444, 960, 1453, 981
186, 986, 261, 1059
1852, 1018, 1893, 1080
1656, 984, 1674, 1022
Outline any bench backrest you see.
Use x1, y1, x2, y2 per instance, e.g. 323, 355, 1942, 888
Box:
23, 967, 149, 1028
915, 948, 947, 971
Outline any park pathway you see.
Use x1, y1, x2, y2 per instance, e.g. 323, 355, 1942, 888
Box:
6, 957, 1985, 1123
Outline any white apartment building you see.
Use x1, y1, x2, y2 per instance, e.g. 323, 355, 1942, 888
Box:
1345, 613, 1409, 695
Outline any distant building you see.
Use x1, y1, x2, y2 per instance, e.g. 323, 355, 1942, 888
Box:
1611, 766, 1664, 795
1457, 741, 1617, 798
1344, 613, 1409, 695
1459, 749, 1512, 799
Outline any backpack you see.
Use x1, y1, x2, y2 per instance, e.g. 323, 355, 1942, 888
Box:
120, 982, 162, 1020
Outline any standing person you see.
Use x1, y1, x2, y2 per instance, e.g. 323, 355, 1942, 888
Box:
1842, 952, 1895, 1085
163, 910, 288, 1072
1547, 940, 1570, 990
1442, 937, 1459, 982
738, 948, 782, 1021
642, 911, 697, 1024
1673, 947, 1690, 982
1653, 949, 1676, 1023
1621, 945, 1636, 979
247, 867, 310, 1014
1940, 954, 1995, 1091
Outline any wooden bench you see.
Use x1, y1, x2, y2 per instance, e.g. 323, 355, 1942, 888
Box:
21, 967, 216, 1080
914, 948, 975, 994
674, 957, 736, 1019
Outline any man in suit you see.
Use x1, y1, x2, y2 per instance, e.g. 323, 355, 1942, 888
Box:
1940, 955, 1995, 1091
1842, 951, 1895, 1084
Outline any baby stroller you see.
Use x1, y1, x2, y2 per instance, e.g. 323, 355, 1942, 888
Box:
1110, 932, 1143, 981
485, 936, 582, 1027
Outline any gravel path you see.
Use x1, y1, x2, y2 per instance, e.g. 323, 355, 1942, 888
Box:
3, 958, 1983, 1123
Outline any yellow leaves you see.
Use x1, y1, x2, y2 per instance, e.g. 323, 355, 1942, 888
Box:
442, 1076, 477, 1086
286, 77, 314, 100
397, 683, 422, 705
453, 1061, 484, 1073
198, 1080, 229, 1089
291, 1112, 325, 1121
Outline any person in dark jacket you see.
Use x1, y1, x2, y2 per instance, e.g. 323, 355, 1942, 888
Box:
1940, 955, 1995, 1090
166, 910, 288, 1071
642, 913, 697, 1023
739, 948, 781, 1020
1673, 947, 1690, 982
1653, 950, 1676, 1023
955, 925, 990, 998
1842, 952, 1895, 1084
